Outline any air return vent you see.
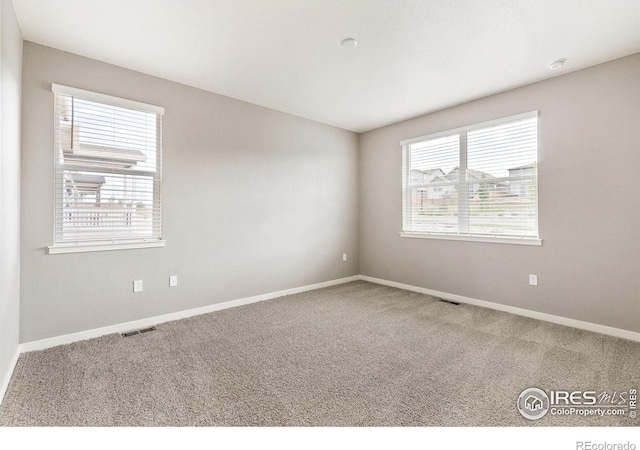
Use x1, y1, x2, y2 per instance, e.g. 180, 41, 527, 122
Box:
121, 326, 156, 337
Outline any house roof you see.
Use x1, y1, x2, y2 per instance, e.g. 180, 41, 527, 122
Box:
508, 163, 536, 171
446, 167, 495, 181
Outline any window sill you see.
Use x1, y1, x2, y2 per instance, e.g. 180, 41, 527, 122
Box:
48, 239, 166, 254
400, 232, 542, 246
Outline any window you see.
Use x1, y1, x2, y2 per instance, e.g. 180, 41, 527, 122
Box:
49, 84, 165, 254
401, 111, 540, 245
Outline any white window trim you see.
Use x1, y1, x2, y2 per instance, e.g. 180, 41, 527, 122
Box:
400, 110, 538, 146
49, 84, 165, 254
48, 239, 166, 255
400, 232, 542, 246
51, 84, 165, 114
401, 111, 541, 245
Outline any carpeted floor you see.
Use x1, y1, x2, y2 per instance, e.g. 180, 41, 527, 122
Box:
1, 281, 638, 426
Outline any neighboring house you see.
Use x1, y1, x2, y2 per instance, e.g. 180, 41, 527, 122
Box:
508, 163, 536, 196
425, 174, 455, 200
445, 167, 506, 196
410, 169, 454, 208
410, 168, 445, 185
65, 172, 106, 200
410, 164, 536, 212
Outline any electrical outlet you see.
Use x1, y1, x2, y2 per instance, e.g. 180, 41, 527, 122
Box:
529, 274, 538, 286
133, 280, 143, 293
343, 253, 347, 262
169, 275, 178, 287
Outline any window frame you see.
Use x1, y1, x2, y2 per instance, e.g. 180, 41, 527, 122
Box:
47, 84, 166, 254
400, 111, 542, 246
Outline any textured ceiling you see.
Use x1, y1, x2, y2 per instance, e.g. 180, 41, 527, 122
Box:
13, 0, 640, 132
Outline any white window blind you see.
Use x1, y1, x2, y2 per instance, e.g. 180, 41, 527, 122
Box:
51, 84, 164, 251
401, 112, 539, 243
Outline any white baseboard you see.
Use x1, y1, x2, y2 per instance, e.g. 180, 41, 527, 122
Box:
17, 273, 640, 354
20, 275, 360, 353
359, 275, 640, 343
0, 348, 20, 405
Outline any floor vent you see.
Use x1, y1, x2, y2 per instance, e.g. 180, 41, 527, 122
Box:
121, 326, 157, 337
139, 326, 157, 334
438, 298, 460, 306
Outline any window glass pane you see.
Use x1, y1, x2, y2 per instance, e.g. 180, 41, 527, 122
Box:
58, 171, 156, 241
409, 134, 459, 182
468, 181, 537, 236
409, 187, 459, 234
406, 135, 460, 233
71, 98, 158, 173
54, 90, 162, 245
402, 114, 538, 240
467, 118, 537, 178
467, 117, 537, 237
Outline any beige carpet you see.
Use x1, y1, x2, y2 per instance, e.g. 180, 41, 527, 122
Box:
1, 281, 638, 426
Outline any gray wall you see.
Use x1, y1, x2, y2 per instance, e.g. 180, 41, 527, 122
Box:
17, 42, 640, 344
0, 0, 22, 393
21, 42, 359, 343
359, 54, 640, 333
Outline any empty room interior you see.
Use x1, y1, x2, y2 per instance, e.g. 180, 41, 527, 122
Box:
1, 0, 639, 430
